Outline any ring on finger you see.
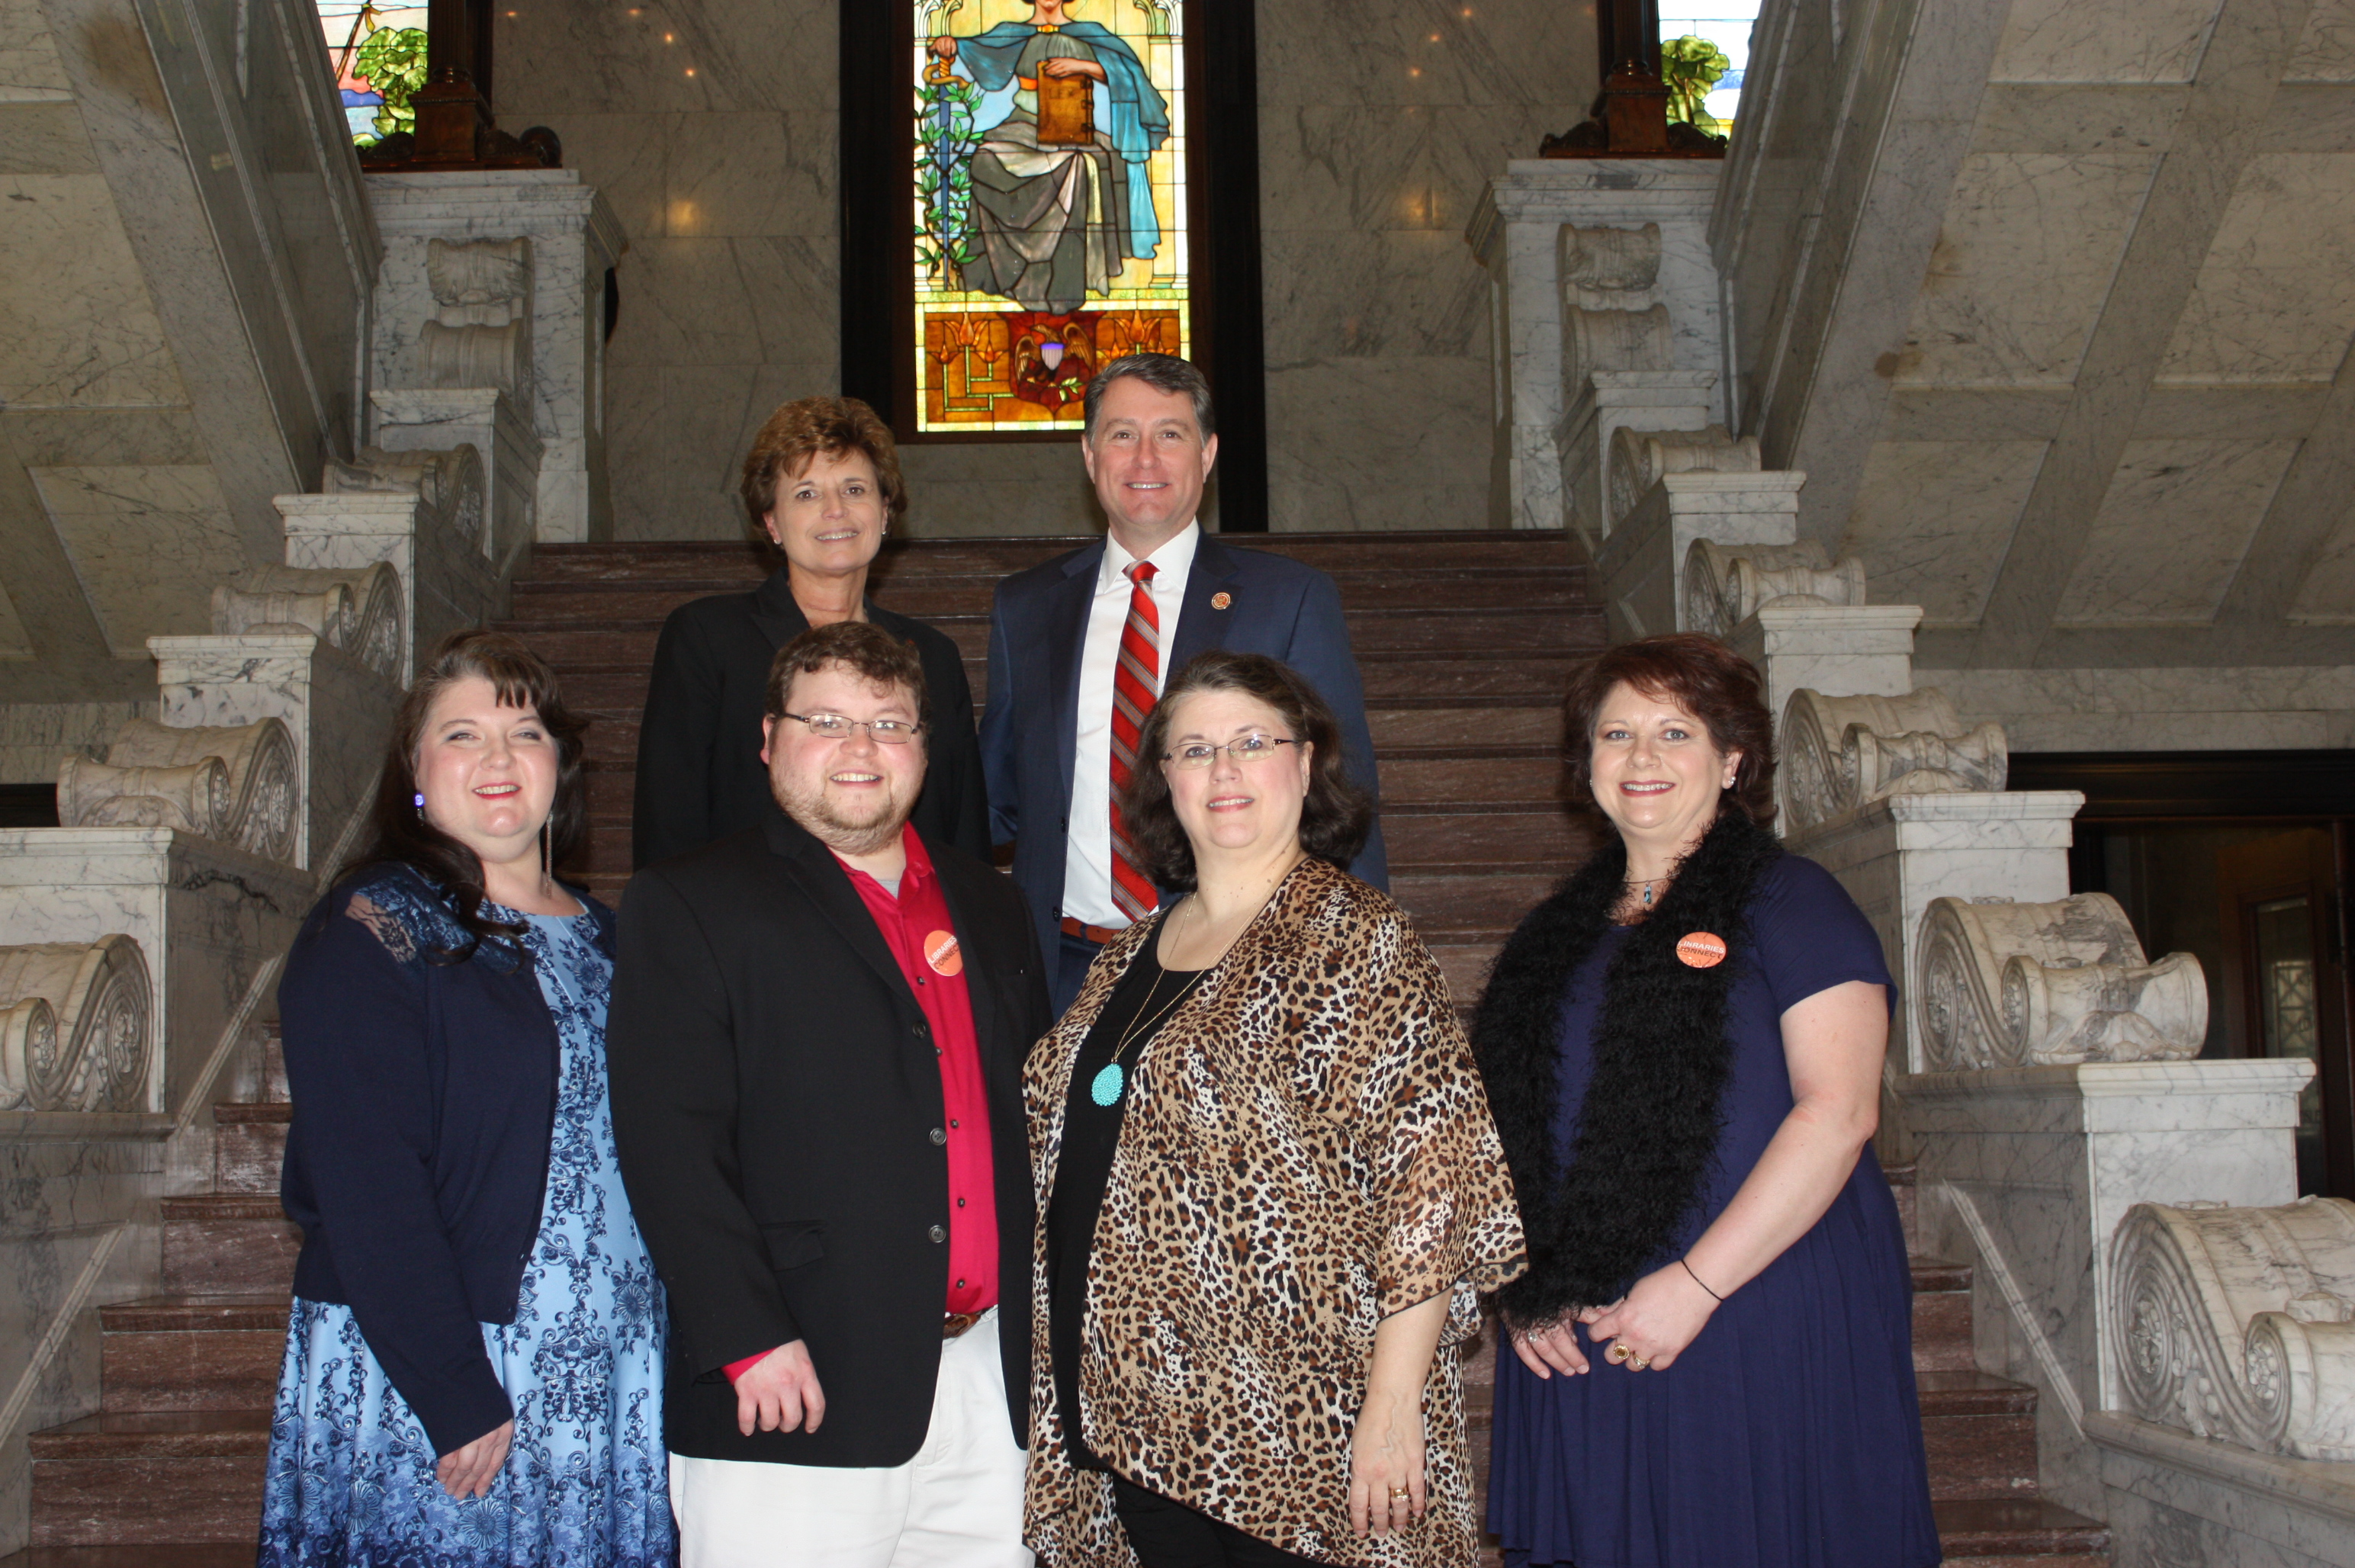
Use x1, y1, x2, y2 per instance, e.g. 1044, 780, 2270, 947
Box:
1605, 1340, 1634, 1365
1628, 1352, 1653, 1370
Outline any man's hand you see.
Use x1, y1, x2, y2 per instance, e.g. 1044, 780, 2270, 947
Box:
436, 1419, 514, 1498
734, 1341, 826, 1436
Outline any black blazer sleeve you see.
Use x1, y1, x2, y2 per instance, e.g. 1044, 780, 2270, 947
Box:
607, 864, 804, 1374
633, 604, 723, 871
278, 904, 512, 1455
904, 622, 991, 861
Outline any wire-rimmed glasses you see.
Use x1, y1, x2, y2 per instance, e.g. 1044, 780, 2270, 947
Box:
777, 712, 923, 744
1161, 734, 1301, 769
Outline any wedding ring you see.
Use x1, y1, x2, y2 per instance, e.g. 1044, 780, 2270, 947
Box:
1628, 1353, 1653, 1370
1388, 1485, 1410, 1500
1605, 1341, 1634, 1365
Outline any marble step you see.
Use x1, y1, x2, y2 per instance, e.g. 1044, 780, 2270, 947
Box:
162, 1197, 299, 1298
0, 1549, 258, 1566
519, 532, 1581, 583
510, 569, 1595, 623
1933, 1498, 2109, 1563
27, 1411, 269, 1547
212, 1104, 290, 1194
1917, 1372, 2041, 1501
99, 1298, 285, 1414
1912, 1255, 1977, 1373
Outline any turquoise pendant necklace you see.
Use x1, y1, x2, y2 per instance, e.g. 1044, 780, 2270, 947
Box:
1091, 947, 1202, 1108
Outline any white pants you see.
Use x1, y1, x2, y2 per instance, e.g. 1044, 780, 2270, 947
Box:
672, 1306, 1032, 1568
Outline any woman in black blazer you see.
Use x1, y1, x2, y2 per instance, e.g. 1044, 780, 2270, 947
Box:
631, 397, 989, 868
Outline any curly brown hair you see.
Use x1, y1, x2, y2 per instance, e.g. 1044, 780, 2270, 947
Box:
763, 619, 929, 725
1560, 634, 1777, 824
738, 396, 908, 538
1119, 650, 1372, 893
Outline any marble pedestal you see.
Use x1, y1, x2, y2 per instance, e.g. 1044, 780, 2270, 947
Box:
0, 829, 308, 1120
1557, 371, 1717, 550
146, 633, 398, 873
1595, 471, 1806, 641
278, 490, 502, 679
1726, 604, 1926, 722
1784, 791, 2084, 1089
1469, 160, 1726, 532
368, 388, 544, 579
365, 171, 625, 545
2090, 1412, 2355, 1568
1903, 1059, 2311, 1518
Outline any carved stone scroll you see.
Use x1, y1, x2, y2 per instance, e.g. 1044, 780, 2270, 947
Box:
1914, 892, 2207, 1072
1568, 304, 1673, 384
58, 718, 300, 864
427, 236, 531, 311
1560, 222, 1662, 294
1606, 425, 1761, 529
1778, 688, 2008, 833
0, 936, 153, 1110
325, 445, 485, 547
219, 562, 404, 678
421, 238, 532, 395
1682, 539, 1870, 638
422, 320, 525, 394
2113, 1197, 2355, 1460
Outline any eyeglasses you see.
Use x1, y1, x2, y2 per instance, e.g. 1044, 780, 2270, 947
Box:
1161, 734, 1301, 769
778, 712, 923, 744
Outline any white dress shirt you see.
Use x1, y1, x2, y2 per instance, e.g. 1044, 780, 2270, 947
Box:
1062, 523, 1200, 930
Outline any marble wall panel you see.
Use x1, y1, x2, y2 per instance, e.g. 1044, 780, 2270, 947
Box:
2158, 154, 2355, 386
0, 583, 28, 659
1915, 663, 2355, 751
2289, 0, 2355, 80
1264, 357, 1495, 532
29, 466, 246, 657
0, 101, 97, 171
1844, 439, 2048, 627
2289, 506, 2355, 622
0, 175, 184, 408
1898, 153, 2158, 388
2053, 439, 2295, 626
0, 0, 72, 101
1987, 0, 2222, 84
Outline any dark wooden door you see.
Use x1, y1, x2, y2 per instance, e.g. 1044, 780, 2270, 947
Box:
2217, 827, 2352, 1197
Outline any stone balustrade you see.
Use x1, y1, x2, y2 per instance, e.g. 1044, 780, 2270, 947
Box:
1778, 688, 2010, 834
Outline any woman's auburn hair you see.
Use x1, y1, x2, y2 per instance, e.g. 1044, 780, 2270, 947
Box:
342, 628, 590, 956
1118, 650, 1373, 894
738, 395, 908, 536
1560, 633, 1778, 824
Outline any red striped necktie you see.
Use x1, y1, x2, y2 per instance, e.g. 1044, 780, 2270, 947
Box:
1108, 561, 1161, 924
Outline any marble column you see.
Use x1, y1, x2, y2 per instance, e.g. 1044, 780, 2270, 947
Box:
364, 171, 626, 545
1594, 471, 1805, 641
1904, 1059, 2312, 1518
1469, 160, 1726, 533
2090, 1410, 2355, 1568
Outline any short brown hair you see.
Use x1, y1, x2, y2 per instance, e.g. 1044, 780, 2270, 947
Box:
1119, 651, 1371, 893
739, 396, 908, 536
1083, 353, 1216, 445
764, 619, 928, 726
1560, 633, 1776, 824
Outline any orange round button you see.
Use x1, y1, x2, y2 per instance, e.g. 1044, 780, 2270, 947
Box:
1211, 591, 1232, 609
924, 930, 963, 977
1676, 931, 1727, 969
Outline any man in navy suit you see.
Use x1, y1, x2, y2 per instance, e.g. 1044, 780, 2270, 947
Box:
980, 354, 1386, 1011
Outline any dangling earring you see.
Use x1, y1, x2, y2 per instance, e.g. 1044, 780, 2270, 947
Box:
413, 791, 426, 819
539, 820, 551, 877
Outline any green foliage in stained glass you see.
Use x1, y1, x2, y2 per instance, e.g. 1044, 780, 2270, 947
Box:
354, 26, 429, 145
914, 72, 985, 281
1661, 34, 1731, 134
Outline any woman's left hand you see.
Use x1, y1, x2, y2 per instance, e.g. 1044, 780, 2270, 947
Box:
1582, 1261, 1719, 1371
1347, 1388, 1426, 1537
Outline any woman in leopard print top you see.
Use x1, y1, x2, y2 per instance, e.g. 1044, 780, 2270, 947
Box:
1023, 651, 1525, 1567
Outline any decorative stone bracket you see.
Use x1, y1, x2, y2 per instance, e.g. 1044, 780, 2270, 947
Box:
324, 445, 486, 551
212, 561, 404, 681
2112, 1197, 2355, 1461
1605, 423, 1759, 532
0, 936, 152, 1112
1683, 539, 1868, 638
1780, 688, 2009, 834
1916, 892, 2207, 1072
56, 718, 300, 866
422, 237, 532, 399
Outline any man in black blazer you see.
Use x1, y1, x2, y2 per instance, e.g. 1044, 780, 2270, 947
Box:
609, 620, 1049, 1566
980, 353, 1386, 1010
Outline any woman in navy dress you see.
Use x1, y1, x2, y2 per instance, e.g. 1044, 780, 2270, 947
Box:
1473, 634, 1938, 1568
259, 630, 674, 1566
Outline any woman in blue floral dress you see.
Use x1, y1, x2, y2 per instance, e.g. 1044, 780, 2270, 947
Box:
259, 631, 675, 1566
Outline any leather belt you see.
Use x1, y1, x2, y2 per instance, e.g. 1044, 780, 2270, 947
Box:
1060, 916, 1126, 945
943, 1309, 988, 1340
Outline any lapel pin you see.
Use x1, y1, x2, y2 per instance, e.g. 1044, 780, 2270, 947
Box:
1211, 591, 1232, 609
1676, 932, 1727, 969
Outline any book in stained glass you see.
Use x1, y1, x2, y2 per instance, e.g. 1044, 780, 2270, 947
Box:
911, 0, 1189, 432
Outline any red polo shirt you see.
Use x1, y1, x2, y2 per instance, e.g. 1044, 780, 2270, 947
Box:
725, 824, 998, 1383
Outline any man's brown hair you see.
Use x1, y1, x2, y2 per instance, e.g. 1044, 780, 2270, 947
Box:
763, 620, 929, 725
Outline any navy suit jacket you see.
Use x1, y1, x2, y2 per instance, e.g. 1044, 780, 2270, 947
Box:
980, 529, 1387, 995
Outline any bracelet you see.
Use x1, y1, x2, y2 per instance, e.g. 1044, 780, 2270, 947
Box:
1679, 1257, 1725, 1302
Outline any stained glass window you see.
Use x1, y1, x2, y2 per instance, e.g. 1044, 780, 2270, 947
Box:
316, 2, 429, 143
1659, 5, 1758, 132
910, 1, 1190, 433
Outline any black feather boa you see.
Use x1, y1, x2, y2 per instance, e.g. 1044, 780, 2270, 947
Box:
1471, 809, 1783, 1326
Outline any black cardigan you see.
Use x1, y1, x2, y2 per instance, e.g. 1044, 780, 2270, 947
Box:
277, 864, 612, 1455
631, 568, 990, 869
